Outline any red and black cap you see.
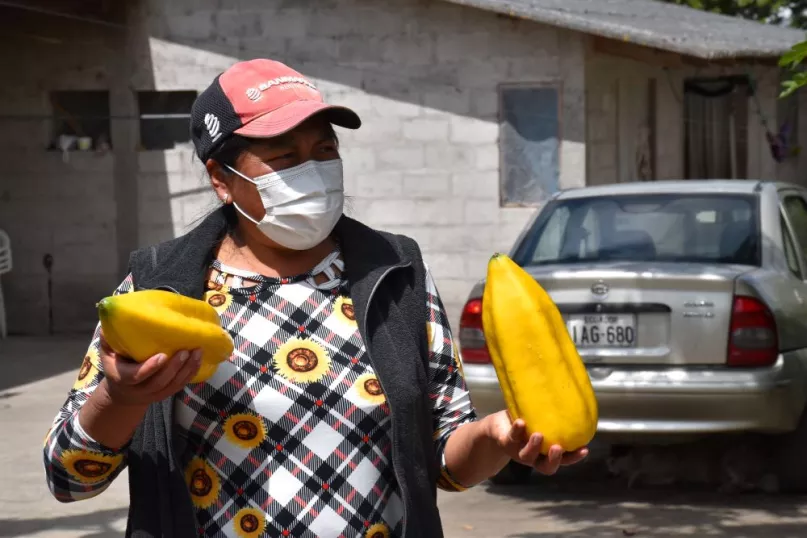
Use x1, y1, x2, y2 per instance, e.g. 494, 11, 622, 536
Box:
190, 59, 362, 162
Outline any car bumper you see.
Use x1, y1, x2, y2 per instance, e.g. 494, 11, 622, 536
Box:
463, 353, 807, 438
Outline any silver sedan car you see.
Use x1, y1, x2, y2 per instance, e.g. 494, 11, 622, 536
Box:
459, 180, 807, 488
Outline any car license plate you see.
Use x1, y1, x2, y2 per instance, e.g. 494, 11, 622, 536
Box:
566, 314, 637, 348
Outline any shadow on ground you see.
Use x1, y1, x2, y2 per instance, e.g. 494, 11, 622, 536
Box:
0, 336, 88, 392
0, 507, 128, 538
487, 469, 807, 537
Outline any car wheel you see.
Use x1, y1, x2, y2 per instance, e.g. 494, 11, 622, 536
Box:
490, 461, 532, 485
775, 407, 807, 493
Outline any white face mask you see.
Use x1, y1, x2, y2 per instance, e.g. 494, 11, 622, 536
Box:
225, 159, 345, 250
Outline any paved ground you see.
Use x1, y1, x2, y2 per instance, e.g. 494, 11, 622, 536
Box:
3, 336, 807, 538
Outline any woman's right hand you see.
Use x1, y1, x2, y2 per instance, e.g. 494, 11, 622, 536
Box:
97, 330, 203, 407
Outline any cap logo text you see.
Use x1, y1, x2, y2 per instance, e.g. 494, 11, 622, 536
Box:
245, 76, 318, 102
204, 113, 222, 142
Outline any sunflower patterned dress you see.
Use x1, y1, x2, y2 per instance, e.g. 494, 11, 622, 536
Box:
44, 247, 477, 538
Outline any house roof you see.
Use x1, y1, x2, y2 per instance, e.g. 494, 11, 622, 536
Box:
442, 0, 805, 60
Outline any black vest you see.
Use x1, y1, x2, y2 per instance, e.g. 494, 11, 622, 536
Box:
124, 208, 443, 538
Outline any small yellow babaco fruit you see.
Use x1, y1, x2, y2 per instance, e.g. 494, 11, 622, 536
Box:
97, 290, 234, 384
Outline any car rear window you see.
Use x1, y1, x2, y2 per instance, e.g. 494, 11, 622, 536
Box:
513, 193, 760, 266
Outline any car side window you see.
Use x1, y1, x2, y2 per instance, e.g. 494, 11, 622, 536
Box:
781, 214, 802, 278
782, 196, 807, 268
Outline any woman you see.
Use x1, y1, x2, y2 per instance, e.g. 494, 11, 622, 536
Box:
43, 59, 587, 538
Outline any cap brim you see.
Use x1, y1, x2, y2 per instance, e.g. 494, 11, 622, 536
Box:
234, 100, 361, 138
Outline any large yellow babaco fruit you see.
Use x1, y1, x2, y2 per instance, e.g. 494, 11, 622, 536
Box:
97, 290, 234, 384
482, 254, 598, 454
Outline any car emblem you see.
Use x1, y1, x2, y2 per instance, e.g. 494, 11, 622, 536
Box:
591, 281, 609, 298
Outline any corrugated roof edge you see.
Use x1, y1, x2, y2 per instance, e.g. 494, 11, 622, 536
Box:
442, 0, 805, 60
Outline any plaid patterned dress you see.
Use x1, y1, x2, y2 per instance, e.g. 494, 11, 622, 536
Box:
44, 248, 477, 538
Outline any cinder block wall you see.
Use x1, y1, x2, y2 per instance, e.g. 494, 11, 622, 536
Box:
143, 0, 587, 327
0, 30, 122, 335
1, 0, 587, 334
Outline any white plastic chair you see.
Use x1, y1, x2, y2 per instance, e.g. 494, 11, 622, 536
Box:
0, 230, 11, 339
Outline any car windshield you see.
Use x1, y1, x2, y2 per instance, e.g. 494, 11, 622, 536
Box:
513, 193, 760, 266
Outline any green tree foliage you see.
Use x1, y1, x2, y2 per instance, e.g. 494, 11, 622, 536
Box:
780, 41, 807, 96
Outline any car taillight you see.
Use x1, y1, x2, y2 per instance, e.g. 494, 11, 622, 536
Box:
727, 296, 778, 367
458, 298, 491, 363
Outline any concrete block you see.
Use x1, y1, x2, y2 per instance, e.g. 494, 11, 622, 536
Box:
461, 225, 498, 251
214, 10, 263, 37
449, 117, 498, 144
139, 173, 170, 202
421, 89, 472, 116
362, 199, 418, 226
340, 146, 377, 174
349, 4, 420, 37
338, 36, 387, 66
424, 144, 476, 171
427, 276, 478, 310
351, 171, 404, 198
287, 37, 341, 63
560, 140, 586, 190
410, 199, 464, 226
378, 146, 425, 169
140, 194, 180, 227
53, 274, 119, 333
474, 145, 500, 171
54, 173, 115, 201
464, 200, 497, 225
328, 89, 377, 118
369, 93, 422, 119
402, 171, 451, 197
138, 150, 189, 174
464, 251, 494, 280
402, 118, 450, 142
381, 35, 435, 67
456, 58, 510, 90
499, 207, 536, 226
451, 171, 498, 199
303, 8, 358, 37
508, 55, 560, 80
419, 1, 465, 32
168, 171, 209, 196
347, 117, 403, 144
470, 89, 499, 120
165, 12, 215, 40
51, 242, 117, 277
53, 223, 116, 249
4, 274, 48, 335
422, 252, 468, 279
413, 225, 467, 252
435, 33, 491, 64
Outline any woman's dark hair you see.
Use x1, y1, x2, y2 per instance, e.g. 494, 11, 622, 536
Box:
209, 135, 253, 170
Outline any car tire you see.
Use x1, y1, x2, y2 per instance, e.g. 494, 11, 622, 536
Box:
772, 409, 807, 493
489, 461, 532, 485
776, 407, 807, 493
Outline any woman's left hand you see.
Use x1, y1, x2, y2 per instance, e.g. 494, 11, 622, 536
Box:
485, 410, 589, 476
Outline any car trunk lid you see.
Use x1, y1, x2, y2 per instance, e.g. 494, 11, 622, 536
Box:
525, 261, 752, 365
